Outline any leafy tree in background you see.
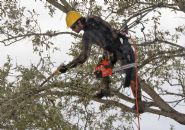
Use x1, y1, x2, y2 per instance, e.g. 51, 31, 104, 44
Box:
0, 0, 185, 129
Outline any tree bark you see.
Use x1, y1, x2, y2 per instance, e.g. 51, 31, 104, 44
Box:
46, 0, 68, 13
175, 0, 185, 13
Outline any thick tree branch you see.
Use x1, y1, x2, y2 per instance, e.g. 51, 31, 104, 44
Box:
139, 77, 174, 112
175, 0, 185, 13
46, 0, 68, 13
60, 0, 73, 12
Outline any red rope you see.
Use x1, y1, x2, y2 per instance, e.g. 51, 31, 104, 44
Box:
131, 38, 141, 130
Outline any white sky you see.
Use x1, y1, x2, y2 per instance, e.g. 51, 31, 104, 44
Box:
0, 0, 185, 130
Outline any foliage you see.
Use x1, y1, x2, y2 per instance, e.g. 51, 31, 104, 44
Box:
0, 0, 185, 129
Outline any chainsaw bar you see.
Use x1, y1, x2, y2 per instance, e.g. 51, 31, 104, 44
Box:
113, 63, 137, 73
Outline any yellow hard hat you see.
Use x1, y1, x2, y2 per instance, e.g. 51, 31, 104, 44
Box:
66, 11, 81, 28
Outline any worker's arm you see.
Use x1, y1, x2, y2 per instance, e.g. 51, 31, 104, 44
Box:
59, 37, 92, 73
67, 43, 91, 68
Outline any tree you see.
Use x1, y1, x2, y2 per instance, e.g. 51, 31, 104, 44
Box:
0, 0, 185, 129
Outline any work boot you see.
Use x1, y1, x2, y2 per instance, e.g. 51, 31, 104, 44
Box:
95, 87, 110, 99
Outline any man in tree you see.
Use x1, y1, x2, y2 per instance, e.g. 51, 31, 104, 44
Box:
59, 11, 142, 111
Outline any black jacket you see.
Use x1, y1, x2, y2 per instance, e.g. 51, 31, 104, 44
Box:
65, 17, 136, 87
66, 17, 134, 69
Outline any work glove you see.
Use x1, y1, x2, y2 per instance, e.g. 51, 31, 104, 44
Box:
58, 65, 68, 73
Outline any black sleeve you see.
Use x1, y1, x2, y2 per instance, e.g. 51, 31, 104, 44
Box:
110, 53, 117, 67
66, 35, 92, 69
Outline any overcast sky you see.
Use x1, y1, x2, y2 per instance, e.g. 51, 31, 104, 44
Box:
0, 1, 185, 130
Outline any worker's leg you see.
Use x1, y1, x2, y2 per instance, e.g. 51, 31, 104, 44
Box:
120, 49, 135, 88
95, 76, 111, 99
122, 60, 144, 112
120, 44, 144, 112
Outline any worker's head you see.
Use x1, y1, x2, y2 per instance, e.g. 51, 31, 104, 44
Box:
66, 11, 84, 33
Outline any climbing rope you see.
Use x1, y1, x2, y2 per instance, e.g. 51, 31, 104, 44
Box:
130, 37, 141, 130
